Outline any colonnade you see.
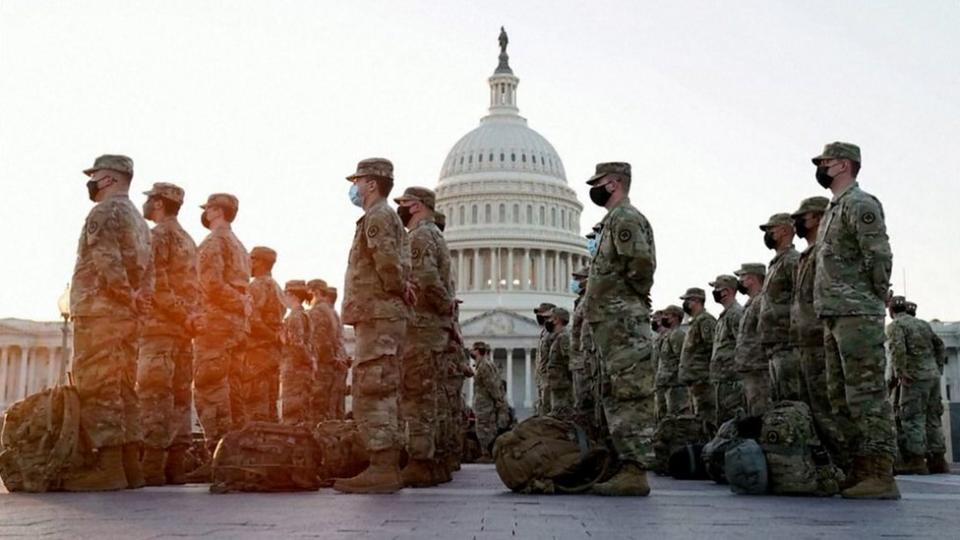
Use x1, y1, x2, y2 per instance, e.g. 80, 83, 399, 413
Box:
451, 247, 589, 293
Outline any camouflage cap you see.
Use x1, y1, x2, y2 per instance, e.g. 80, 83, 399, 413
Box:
791, 196, 830, 218
759, 213, 794, 231
393, 186, 436, 210
284, 279, 308, 294
890, 295, 907, 309
811, 141, 861, 165
471, 341, 490, 352
83, 154, 134, 178
552, 307, 570, 323
586, 162, 631, 185
709, 275, 738, 291
572, 266, 590, 278
533, 302, 556, 315
680, 287, 706, 300
307, 279, 328, 292
346, 157, 393, 181
143, 182, 185, 205
663, 305, 684, 318
734, 262, 767, 278
199, 193, 239, 213
250, 246, 277, 264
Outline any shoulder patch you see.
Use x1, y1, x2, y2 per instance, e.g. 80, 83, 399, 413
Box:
618, 229, 632, 242
367, 225, 379, 238
86, 220, 100, 235
411, 247, 421, 259
861, 212, 876, 225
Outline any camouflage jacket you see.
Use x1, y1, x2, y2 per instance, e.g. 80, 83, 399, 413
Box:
537, 328, 557, 376
307, 302, 338, 366
570, 296, 593, 371
342, 199, 411, 325
247, 274, 285, 348
547, 326, 572, 386
330, 306, 348, 365
655, 326, 686, 388
790, 243, 821, 347
679, 310, 717, 384
711, 301, 744, 382
814, 182, 892, 317
735, 295, 765, 373
584, 197, 656, 323
282, 305, 313, 371
142, 218, 197, 337
474, 355, 504, 411
71, 194, 154, 320
758, 246, 799, 346
408, 218, 452, 332
886, 314, 944, 381
197, 223, 250, 333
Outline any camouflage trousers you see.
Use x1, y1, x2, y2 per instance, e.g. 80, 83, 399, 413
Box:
535, 368, 548, 415
280, 356, 315, 427
589, 316, 656, 469
573, 366, 597, 412
898, 377, 945, 456
740, 369, 772, 417
442, 372, 467, 460
474, 398, 498, 453
352, 355, 401, 453
798, 345, 853, 468
768, 346, 803, 401
194, 335, 244, 452
73, 317, 141, 449
137, 335, 193, 449
714, 379, 745, 427
314, 363, 339, 422
333, 364, 348, 419
663, 384, 691, 417
399, 333, 441, 460
823, 316, 897, 459
688, 380, 716, 428
547, 367, 574, 413
240, 344, 280, 425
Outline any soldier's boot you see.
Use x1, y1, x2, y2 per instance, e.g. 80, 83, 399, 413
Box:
590, 462, 651, 497
400, 459, 437, 488
445, 452, 461, 473
141, 447, 167, 486
123, 443, 146, 489
333, 449, 403, 494
927, 452, 950, 474
476, 451, 494, 464
895, 453, 929, 476
165, 445, 188, 485
840, 455, 868, 490
62, 446, 128, 492
432, 456, 452, 484
841, 456, 901, 500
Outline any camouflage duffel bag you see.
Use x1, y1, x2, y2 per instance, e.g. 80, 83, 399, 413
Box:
0, 384, 86, 492
653, 414, 706, 474
312, 420, 369, 481
493, 416, 611, 494
702, 414, 763, 484
210, 422, 322, 493
761, 400, 841, 496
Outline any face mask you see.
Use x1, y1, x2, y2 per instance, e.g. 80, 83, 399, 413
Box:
569, 279, 582, 295
651, 320, 661, 332
737, 281, 748, 295
349, 183, 363, 207
544, 321, 556, 333
86, 179, 102, 202
682, 300, 692, 315
397, 205, 413, 227
815, 165, 835, 189
589, 185, 612, 207
763, 231, 776, 249
536, 315, 546, 326
661, 319, 672, 329
586, 237, 599, 256
712, 290, 724, 303
201, 209, 212, 230
794, 219, 809, 239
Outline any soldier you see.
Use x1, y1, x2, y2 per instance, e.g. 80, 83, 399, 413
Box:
244, 246, 285, 424
790, 196, 853, 470
443, 301, 474, 473
904, 301, 948, 473
650, 310, 666, 419
65, 155, 153, 491
137, 182, 199, 486
471, 342, 505, 463
812, 141, 898, 499
279, 280, 314, 426
584, 161, 656, 496
655, 305, 689, 416
886, 296, 948, 475
324, 285, 350, 419
570, 267, 598, 422
335, 158, 414, 494
758, 213, 801, 400
195, 193, 250, 461
533, 302, 557, 415
394, 186, 453, 487
708, 275, 744, 427
678, 288, 717, 428
733, 263, 769, 416
306, 279, 339, 422
546, 307, 574, 412
905, 301, 918, 317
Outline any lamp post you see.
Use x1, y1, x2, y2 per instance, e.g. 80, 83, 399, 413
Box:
57, 284, 71, 385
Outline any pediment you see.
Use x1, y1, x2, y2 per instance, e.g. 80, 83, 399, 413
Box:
460, 309, 540, 338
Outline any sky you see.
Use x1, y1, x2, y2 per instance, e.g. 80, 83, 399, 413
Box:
1, 0, 958, 322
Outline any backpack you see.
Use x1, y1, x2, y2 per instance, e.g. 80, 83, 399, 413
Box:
760, 400, 840, 496
725, 439, 768, 495
668, 444, 708, 480
493, 416, 611, 494
312, 420, 369, 481
210, 422, 322, 493
653, 414, 706, 474
0, 384, 86, 493
702, 414, 763, 484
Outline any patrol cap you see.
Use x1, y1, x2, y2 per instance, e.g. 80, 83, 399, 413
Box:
709, 275, 738, 291
471, 341, 490, 352
434, 211, 447, 231
572, 266, 590, 278
143, 182, 184, 205
791, 196, 830, 218
662, 305, 683, 318
811, 141, 861, 165
307, 279, 328, 292
393, 186, 436, 210
552, 307, 570, 323
759, 213, 794, 231
586, 162, 631, 185
200, 193, 239, 214
680, 287, 706, 301
734, 263, 767, 278
890, 295, 907, 309
250, 246, 277, 264
83, 154, 134, 178
534, 302, 556, 315
284, 279, 308, 293
346, 157, 393, 181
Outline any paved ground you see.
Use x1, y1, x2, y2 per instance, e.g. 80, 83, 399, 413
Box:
2, 465, 959, 539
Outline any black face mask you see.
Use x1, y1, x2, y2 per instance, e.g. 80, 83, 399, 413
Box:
86, 179, 102, 202
544, 321, 556, 333
682, 300, 692, 315
201, 211, 212, 230
661, 319, 672, 329
712, 290, 724, 303
397, 205, 413, 227
815, 166, 834, 189
536, 315, 546, 326
651, 320, 661, 332
737, 282, 748, 295
763, 231, 776, 249
589, 185, 612, 207
794, 219, 809, 239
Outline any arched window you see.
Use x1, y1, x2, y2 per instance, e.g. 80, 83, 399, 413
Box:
471, 205, 478, 224
513, 204, 519, 223
511, 153, 516, 162
459, 205, 465, 226
468, 155, 472, 164
526, 205, 533, 224
561, 209, 566, 229
551, 207, 557, 227
485, 204, 491, 223
498, 203, 506, 223
539, 206, 545, 225
522, 154, 526, 162
489, 153, 494, 161
478, 153, 483, 163
500, 153, 505, 162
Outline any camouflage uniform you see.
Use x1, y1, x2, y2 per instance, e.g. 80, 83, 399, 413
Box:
758, 215, 801, 401
243, 247, 285, 424
535, 307, 557, 416
655, 308, 689, 417
195, 193, 250, 451
709, 277, 744, 427
306, 279, 339, 422
678, 294, 717, 426
734, 263, 770, 416
571, 293, 599, 420
280, 282, 314, 426
326, 287, 350, 419
546, 316, 574, 412
473, 348, 505, 454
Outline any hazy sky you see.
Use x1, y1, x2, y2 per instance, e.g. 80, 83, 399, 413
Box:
1, 1, 958, 322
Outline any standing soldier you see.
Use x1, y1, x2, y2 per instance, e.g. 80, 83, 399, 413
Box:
650, 310, 665, 419
336, 158, 414, 494
279, 280, 314, 426
758, 213, 801, 400
734, 263, 769, 416
65, 155, 153, 492
471, 342, 505, 463
324, 285, 350, 419
656, 305, 689, 416
902, 301, 948, 473
244, 246, 285, 424
708, 275, 744, 427
306, 279, 338, 422
583, 162, 656, 496
812, 141, 898, 499
546, 308, 574, 412
138, 182, 199, 486
534, 302, 557, 415
195, 193, 250, 460
678, 288, 717, 428
394, 186, 453, 487
570, 267, 598, 421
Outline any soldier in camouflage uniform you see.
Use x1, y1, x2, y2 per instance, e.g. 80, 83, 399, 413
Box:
812, 141, 898, 499
471, 342, 505, 463
335, 158, 414, 494
734, 263, 769, 416
324, 285, 350, 419
708, 275, 744, 427
394, 187, 453, 487
571, 267, 599, 422
583, 162, 656, 496
280, 280, 314, 426
137, 182, 199, 486
65, 155, 154, 491
546, 307, 574, 412
679, 288, 717, 428
443, 301, 474, 472
758, 213, 801, 401
656, 305, 689, 416
650, 310, 665, 419
194, 193, 250, 460
886, 296, 947, 475
905, 301, 918, 317
244, 246, 285, 424
306, 279, 339, 422
534, 302, 557, 415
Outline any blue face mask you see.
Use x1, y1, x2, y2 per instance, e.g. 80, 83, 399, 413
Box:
569, 279, 582, 295
349, 183, 363, 207
586, 237, 599, 257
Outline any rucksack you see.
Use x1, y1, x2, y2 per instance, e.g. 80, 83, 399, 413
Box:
493, 416, 611, 494
760, 400, 840, 496
0, 384, 86, 493
210, 422, 322, 493
653, 414, 706, 474
668, 444, 708, 480
702, 414, 763, 484
725, 439, 768, 495
312, 420, 369, 481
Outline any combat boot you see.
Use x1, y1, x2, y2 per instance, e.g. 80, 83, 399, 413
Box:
123, 443, 146, 489
926, 453, 950, 474
841, 456, 901, 500
435, 458, 453, 484
333, 449, 403, 494
165, 445, 188, 485
590, 462, 651, 497
476, 451, 494, 464
446, 453, 461, 472
62, 446, 128, 492
895, 453, 929, 476
141, 447, 167, 486
184, 462, 212, 484
401, 459, 437, 488
840, 455, 868, 490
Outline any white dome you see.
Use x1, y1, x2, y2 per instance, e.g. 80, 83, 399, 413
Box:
439, 117, 567, 182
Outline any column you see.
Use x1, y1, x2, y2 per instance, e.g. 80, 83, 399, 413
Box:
19, 347, 29, 399
0, 348, 8, 404
524, 348, 533, 408
46, 349, 55, 390
472, 249, 481, 291
538, 250, 546, 292
521, 248, 530, 290
457, 250, 465, 293
491, 248, 498, 290
506, 348, 514, 406
507, 248, 514, 290
555, 252, 562, 292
